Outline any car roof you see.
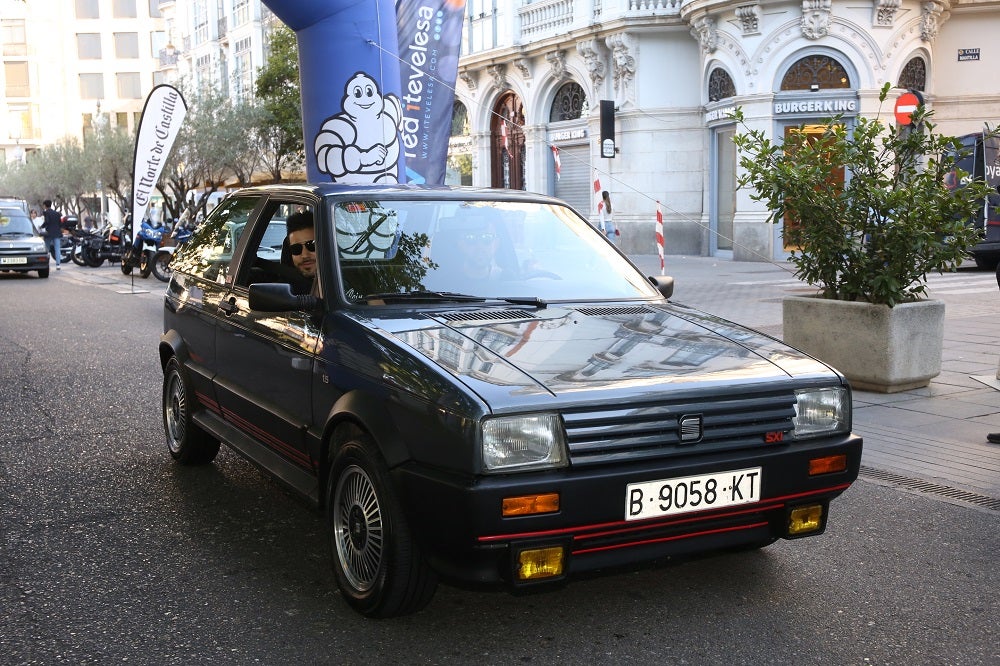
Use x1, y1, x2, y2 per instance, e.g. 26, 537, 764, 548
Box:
227, 183, 570, 207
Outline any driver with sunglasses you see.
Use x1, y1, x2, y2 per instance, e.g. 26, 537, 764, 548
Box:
287, 211, 317, 278
284, 210, 317, 294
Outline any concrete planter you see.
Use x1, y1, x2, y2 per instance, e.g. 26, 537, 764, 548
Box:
782, 295, 945, 393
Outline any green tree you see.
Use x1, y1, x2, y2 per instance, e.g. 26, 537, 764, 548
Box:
733, 83, 995, 307
86, 121, 135, 219
255, 23, 303, 182
158, 82, 236, 220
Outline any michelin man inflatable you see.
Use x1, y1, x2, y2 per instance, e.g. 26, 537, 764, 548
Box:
314, 72, 404, 184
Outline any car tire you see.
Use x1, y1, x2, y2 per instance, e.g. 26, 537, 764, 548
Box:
327, 439, 437, 618
37, 268, 49, 278
974, 253, 1000, 271
162, 358, 220, 465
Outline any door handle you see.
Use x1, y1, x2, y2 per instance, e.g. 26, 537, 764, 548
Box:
218, 297, 238, 316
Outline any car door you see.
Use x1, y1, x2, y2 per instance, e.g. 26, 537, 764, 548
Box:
165, 195, 264, 415
212, 195, 322, 485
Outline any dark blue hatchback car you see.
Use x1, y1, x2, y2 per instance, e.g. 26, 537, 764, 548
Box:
160, 184, 862, 618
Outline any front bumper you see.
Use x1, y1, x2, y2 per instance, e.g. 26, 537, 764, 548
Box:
395, 434, 862, 587
0, 251, 49, 273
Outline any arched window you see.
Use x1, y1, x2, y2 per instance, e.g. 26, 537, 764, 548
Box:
780, 55, 850, 91
451, 101, 469, 136
708, 68, 736, 102
549, 82, 586, 122
897, 57, 927, 91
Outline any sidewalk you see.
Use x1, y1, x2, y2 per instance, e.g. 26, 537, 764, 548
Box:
629, 254, 1000, 509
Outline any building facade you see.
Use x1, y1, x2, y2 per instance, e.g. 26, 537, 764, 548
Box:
157, 0, 274, 103
453, 0, 1000, 260
4, 1, 997, 261
0, 0, 167, 164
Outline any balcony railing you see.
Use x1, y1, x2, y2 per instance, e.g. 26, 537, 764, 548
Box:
477, 0, 683, 54
519, 0, 575, 39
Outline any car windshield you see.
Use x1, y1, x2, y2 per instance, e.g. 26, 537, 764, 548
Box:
0, 211, 35, 236
331, 199, 660, 304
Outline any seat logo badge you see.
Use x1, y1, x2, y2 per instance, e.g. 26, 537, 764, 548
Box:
679, 414, 703, 444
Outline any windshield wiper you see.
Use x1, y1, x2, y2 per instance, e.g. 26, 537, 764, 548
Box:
363, 290, 487, 304
493, 295, 547, 308
0, 232, 30, 237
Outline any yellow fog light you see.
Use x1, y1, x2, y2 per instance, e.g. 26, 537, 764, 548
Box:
788, 504, 824, 535
809, 454, 847, 476
516, 546, 565, 581
502, 493, 560, 517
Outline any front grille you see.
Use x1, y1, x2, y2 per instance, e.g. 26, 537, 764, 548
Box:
437, 309, 536, 323
561, 391, 796, 466
573, 305, 656, 317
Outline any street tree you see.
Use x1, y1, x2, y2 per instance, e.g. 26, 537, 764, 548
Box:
158, 82, 235, 220
87, 123, 136, 220
255, 23, 303, 182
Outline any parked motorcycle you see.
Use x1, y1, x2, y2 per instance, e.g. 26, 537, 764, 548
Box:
121, 219, 167, 278
151, 225, 193, 283
67, 224, 97, 266
58, 215, 79, 266
80, 223, 128, 268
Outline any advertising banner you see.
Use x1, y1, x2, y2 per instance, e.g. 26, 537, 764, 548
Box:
396, 0, 467, 184
263, 0, 466, 185
131, 84, 187, 226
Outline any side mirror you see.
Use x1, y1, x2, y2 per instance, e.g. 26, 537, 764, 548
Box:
649, 275, 674, 299
249, 282, 319, 312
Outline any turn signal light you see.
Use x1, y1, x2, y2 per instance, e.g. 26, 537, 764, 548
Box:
516, 546, 565, 581
808, 454, 847, 476
788, 504, 824, 535
502, 493, 559, 517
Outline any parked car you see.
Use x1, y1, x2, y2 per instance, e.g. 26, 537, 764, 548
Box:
0, 208, 50, 277
159, 184, 863, 618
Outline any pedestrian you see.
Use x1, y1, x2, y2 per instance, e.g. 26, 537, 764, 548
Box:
39, 199, 63, 269
599, 190, 619, 244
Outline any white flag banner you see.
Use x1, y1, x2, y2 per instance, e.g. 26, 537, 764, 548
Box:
131, 84, 187, 226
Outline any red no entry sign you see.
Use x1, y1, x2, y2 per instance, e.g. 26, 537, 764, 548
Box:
894, 92, 921, 125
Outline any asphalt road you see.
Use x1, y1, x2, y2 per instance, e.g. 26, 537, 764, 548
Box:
1, 265, 997, 665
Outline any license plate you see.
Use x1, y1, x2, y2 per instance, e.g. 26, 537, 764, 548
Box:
1, 257, 27, 265
625, 467, 762, 521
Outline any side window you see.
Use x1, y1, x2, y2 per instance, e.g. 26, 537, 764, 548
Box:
237, 200, 316, 293
171, 196, 259, 283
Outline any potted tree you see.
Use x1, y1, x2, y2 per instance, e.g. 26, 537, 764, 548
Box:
732, 84, 995, 392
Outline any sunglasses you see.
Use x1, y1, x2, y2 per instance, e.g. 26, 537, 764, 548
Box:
289, 239, 316, 255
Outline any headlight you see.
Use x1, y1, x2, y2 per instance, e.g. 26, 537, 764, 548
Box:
482, 413, 567, 472
792, 387, 850, 439
30, 241, 46, 252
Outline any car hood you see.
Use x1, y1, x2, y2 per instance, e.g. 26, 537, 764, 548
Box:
371, 302, 838, 409
0, 233, 44, 248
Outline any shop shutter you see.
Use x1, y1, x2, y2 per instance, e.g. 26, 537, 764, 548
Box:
553, 145, 592, 217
